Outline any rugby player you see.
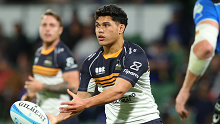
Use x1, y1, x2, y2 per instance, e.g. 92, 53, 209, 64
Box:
48, 4, 163, 124
175, 0, 220, 123
21, 9, 80, 124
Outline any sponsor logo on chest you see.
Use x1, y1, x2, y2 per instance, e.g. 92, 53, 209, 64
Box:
43, 56, 52, 66
95, 66, 105, 75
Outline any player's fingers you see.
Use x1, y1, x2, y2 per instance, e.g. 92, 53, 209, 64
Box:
179, 109, 189, 120
25, 81, 33, 85
60, 109, 76, 113
59, 107, 77, 113
60, 101, 73, 105
67, 89, 77, 98
64, 114, 73, 120
59, 105, 76, 111
64, 112, 78, 120
181, 109, 189, 119
28, 75, 34, 81
25, 81, 29, 84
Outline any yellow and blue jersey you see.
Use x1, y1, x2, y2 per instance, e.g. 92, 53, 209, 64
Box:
33, 41, 78, 115
79, 40, 160, 124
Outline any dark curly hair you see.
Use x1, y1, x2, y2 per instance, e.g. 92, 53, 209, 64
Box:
94, 4, 128, 28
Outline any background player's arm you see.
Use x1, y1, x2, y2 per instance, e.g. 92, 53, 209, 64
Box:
23, 70, 80, 97
43, 70, 80, 94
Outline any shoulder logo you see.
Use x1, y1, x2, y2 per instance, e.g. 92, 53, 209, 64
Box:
193, 3, 203, 22
130, 61, 142, 71
129, 47, 137, 54
57, 48, 64, 54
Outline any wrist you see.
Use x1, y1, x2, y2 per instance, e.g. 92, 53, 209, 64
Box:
55, 114, 65, 123
84, 98, 91, 109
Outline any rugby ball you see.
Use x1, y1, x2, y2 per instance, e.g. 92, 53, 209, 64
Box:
10, 101, 49, 124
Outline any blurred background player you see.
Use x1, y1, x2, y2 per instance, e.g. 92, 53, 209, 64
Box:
175, 0, 220, 124
21, 9, 80, 124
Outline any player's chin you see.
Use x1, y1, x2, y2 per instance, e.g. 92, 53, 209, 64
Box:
98, 40, 108, 46
43, 39, 54, 43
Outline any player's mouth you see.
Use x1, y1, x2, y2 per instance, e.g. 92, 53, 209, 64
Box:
98, 35, 105, 41
45, 33, 51, 38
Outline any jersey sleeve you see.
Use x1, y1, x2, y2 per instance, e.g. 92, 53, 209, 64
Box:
78, 60, 96, 93
118, 46, 149, 87
193, 0, 218, 25
57, 47, 78, 73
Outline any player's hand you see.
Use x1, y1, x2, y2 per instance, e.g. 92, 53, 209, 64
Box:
175, 88, 190, 120
24, 75, 43, 92
59, 89, 86, 117
47, 113, 58, 124
20, 92, 35, 101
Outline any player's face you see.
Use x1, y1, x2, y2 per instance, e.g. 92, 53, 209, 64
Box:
39, 15, 63, 44
95, 16, 121, 46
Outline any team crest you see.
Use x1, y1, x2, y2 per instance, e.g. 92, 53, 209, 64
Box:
115, 59, 122, 71
43, 56, 52, 66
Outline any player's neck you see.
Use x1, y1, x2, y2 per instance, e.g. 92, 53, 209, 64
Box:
43, 39, 60, 50
103, 38, 124, 55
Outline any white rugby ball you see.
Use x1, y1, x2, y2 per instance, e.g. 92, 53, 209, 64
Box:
10, 101, 49, 124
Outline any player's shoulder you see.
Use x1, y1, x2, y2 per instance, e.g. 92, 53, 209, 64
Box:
83, 47, 102, 64
35, 46, 43, 55
123, 40, 146, 54
55, 41, 72, 55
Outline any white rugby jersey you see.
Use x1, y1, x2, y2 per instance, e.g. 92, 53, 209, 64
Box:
33, 41, 78, 115
78, 40, 160, 124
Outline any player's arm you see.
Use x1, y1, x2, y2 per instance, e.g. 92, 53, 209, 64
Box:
59, 77, 132, 113
179, 19, 218, 93
176, 19, 219, 119
24, 70, 80, 96
82, 78, 132, 107
43, 70, 80, 94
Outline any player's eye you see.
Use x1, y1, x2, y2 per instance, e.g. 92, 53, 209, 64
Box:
50, 24, 55, 27
96, 24, 100, 28
42, 23, 46, 27
105, 24, 109, 27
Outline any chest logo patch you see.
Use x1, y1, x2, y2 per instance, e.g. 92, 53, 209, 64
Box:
115, 59, 122, 71
43, 56, 52, 66
95, 66, 105, 75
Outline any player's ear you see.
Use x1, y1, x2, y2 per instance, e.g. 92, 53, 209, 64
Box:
119, 24, 125, 34
59, 26, 63, 35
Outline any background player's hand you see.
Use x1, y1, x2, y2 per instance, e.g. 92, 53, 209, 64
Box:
175, 88, 190, 120
24, 75, 43, 92
59, 89, 85, 116
20, 92, 35, 101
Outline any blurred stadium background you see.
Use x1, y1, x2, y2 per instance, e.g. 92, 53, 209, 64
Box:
0, 0, 219, 124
